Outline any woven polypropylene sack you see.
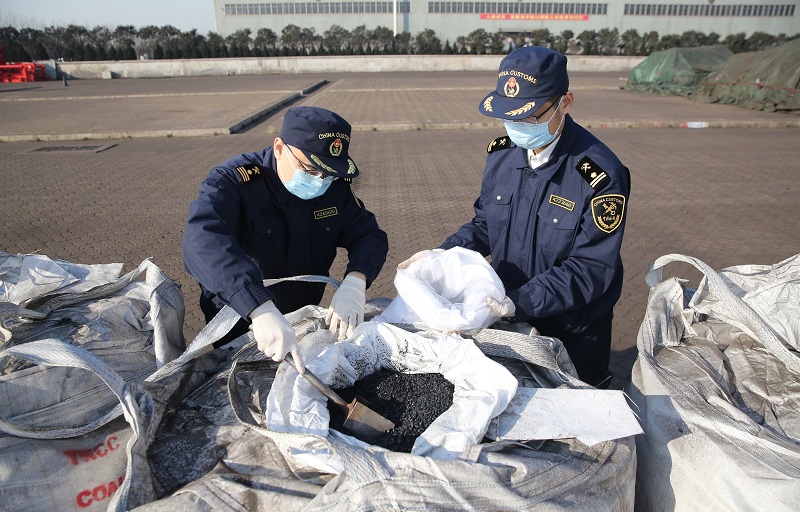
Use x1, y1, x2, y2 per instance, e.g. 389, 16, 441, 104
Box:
226, 304, 636, 511
126, 299, 636, 511
628, 253, 800, 511
0, 339, 154, 512
113, 276, 637, 511
0, 255, 185, 511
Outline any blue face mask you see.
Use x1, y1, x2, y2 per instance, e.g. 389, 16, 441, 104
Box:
282, 166, 334, 200
503, 97, 565, 150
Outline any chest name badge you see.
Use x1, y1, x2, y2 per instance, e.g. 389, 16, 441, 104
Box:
592, 194, 625, 234
549, 194, 575, 211
314, 207, 338, 220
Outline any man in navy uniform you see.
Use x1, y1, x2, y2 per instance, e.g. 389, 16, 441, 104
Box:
402, 47, 630, 388
184, 106, 388, 370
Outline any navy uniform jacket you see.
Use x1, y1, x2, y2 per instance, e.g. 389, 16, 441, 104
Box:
183, 147, 388, 321
441, 115, 630, 338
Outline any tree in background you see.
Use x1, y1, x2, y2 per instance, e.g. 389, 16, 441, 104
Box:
253, 28, 278, 57
0, 26, 27, 61
350, 25, 370, 55
322, 24, 349, 55
371, 26, 394, 54
641, 31, 660, 55
658, 33, 682, 50
746, 31, 779, 51
525, 29, 553, 48
112, 25, 138, 60
15, 27, 47, 60
207, 32, 229, 58
395, 31, 412, 54
465, 29, 491, 54
576, 30, 598, 55
488, 31, 506, 54
596, 28, 620, 55
553, 30, 574, 54
620, 29, 643, 55
0, 22, 797, 62
300, 27, 320, 55
723, 32, 749, 53
134, 25, 160, 60
280, 24, 304, 56
228, 28, 253, 57
415, 28, 442, 54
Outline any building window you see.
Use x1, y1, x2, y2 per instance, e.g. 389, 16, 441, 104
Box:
219, 0, 632, 16
620, 3, 796, 17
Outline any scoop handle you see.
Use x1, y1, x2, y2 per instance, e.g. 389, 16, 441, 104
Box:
284, 354, 349, 408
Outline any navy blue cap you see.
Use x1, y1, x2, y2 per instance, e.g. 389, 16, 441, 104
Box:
479, 46, 569, 120
279, 106, 358, 178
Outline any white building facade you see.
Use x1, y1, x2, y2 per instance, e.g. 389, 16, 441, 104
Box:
212, 0, 800, 41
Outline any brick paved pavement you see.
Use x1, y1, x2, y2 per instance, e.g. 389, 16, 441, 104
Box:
1, 72, 798, 390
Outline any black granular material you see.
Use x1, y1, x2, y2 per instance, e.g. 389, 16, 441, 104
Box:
328, 368, 455, 452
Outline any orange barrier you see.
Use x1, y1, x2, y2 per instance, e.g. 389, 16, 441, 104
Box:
0, 62, 48, 83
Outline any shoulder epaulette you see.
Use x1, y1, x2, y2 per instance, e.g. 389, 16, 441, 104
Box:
233, 164, 261, 184
487, 136, 512, 154
575, 156, 609, 190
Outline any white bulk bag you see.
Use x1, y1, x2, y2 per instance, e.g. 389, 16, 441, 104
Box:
0, 253, 185, 511
380, 247, 507, 332
266, 319, 518, 471
629, 253, 800, 512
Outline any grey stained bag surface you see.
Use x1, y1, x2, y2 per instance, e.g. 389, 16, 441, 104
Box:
0, 254, 185, 512
2, 268, 637, 511
126, 287, 636, 512
628, 253, 800, 512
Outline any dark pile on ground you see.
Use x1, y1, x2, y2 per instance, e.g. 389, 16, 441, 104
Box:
329, 368, 455, 452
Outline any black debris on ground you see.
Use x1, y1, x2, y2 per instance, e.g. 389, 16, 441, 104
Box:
328, 368, 455, 452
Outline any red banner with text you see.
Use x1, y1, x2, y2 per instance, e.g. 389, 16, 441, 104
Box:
480, 14, 589, 20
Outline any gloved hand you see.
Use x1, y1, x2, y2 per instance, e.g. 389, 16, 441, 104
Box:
326, 274, 366, 341
486, 296, 516, 318
250, 301, 305, 374
397, 248, 444, 269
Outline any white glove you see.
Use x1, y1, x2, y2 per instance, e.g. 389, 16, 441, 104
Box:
326, 274, 366, 341
250, 301, 305, 374
398, 248, 444, 269
486, 296, 516, 318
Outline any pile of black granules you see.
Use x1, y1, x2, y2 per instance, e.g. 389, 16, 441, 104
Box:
328, 368, 455, 452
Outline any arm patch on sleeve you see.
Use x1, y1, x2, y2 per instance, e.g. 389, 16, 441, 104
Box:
487, 136, 512, 154
575, 156, 609, 190
592, 194, 625, 234
233, 164, 261, 184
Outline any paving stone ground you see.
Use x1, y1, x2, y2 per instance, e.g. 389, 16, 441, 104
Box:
1, 71, 798, 390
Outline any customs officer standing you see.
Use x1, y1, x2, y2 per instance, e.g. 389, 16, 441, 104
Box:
402, 47, 630, 388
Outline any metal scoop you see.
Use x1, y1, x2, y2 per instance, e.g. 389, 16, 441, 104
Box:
285, 354, 395, 441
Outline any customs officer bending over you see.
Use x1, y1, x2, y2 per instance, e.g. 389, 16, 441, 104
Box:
183, 107, 388, 371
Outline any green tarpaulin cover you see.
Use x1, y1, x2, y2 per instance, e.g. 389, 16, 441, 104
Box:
626, 45, 733, 96
693, 39, 800, 114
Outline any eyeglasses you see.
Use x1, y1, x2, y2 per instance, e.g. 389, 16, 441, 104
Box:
286, 145, 329, 179
517, 95, 564, 125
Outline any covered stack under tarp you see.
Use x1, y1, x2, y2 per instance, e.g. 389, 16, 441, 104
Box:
625, 45, 732, 96
693, 39, 800, 114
